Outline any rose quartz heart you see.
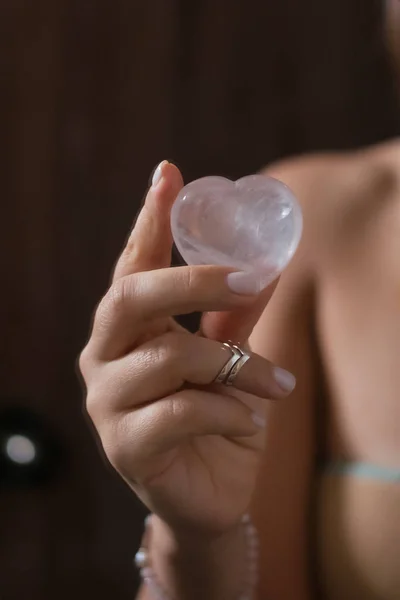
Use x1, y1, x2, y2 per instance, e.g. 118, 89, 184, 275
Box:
171, 175, 303, 286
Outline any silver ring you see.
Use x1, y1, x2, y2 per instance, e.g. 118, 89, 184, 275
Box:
225, 344, 251, 386
214, 342, 242, 384
214, 342, 251, 386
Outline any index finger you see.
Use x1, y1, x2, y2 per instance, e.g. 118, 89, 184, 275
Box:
112, 161, 184, 282
87, 265, 259, 362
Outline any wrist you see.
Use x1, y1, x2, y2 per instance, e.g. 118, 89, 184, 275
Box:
137, 514, 258, 600
150, 514, 243, 560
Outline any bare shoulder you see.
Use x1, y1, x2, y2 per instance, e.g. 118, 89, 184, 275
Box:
263, 140, 400, 269
265, 139, 400, 205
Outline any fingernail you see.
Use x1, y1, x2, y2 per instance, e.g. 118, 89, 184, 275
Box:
252, 413, 266, 428
226, 271, 267, 295
273, 367, 296, 393
152, 160, 168, 187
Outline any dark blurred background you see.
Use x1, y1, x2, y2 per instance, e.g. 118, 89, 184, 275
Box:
0, 1, 399, 598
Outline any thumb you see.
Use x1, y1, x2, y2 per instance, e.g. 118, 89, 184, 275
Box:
200, 278, 279, 343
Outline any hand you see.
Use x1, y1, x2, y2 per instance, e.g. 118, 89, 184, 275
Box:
79, 161, 296, 539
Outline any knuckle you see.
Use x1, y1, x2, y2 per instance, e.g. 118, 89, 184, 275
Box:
92, 297, 112, 335
109, 275, 136, 313
95, 275, 139, 329
184, 265, 198, 292
168, 394, 190, 427
85, 389, 101, 423
78, 344, 92, 379
153, 332, 185, 372
150, 337, 171, 366
84, 374, 111, 425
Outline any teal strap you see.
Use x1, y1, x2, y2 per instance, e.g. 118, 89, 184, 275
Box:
325, 461, 400, 483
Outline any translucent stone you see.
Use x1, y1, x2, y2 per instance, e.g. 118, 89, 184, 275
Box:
171, 175, 303, 286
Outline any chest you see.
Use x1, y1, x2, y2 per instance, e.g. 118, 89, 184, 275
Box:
316, 203, 400, 463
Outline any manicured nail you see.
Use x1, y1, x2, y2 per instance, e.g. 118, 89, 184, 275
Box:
152, 160, 168, 187
252, 413, 266, 428
226, 271, 266, 295
273, 367, 296, 393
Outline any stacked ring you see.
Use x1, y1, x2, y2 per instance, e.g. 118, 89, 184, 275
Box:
214, 342, 251, 386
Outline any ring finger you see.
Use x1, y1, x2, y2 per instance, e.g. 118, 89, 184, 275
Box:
93, 331, 296, 415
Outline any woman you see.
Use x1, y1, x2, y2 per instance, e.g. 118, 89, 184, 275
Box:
79, 4, 400, 599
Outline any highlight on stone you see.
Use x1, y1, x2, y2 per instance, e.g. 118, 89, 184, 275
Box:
171, 174, 303, 287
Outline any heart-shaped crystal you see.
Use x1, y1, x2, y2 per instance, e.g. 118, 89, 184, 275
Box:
171, 175, 303, 286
